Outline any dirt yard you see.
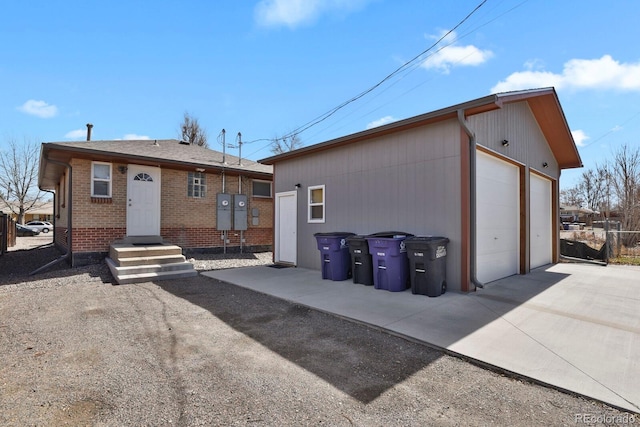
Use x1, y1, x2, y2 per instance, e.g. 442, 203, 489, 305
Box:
0, 244, 635, 426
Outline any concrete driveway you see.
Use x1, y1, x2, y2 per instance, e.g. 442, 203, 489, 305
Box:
203, 262, 640, 413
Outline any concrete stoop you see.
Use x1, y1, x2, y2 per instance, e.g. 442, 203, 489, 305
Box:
106, 241, 198, 284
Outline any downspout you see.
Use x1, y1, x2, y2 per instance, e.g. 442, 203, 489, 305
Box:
44, 189, 56, 243
30, 157, 72, 275
457, 109, 484, 290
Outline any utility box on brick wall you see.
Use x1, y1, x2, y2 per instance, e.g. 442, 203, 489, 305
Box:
233, 194, 248, 231
217, 193, 231, 231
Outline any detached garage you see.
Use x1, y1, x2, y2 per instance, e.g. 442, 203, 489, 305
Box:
261, 88, 582, 292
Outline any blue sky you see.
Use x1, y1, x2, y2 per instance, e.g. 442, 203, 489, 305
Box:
2, 0, 639, 189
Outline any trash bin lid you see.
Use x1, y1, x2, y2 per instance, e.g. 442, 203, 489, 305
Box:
313, 232, 356, 237
405, 236, 449, 248
366, 231, 414, 239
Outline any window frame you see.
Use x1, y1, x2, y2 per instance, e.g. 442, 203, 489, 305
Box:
91, 161, 112, 198
188, 171, 207, 198
252, 179, 272, 198
308, 184, 325, 223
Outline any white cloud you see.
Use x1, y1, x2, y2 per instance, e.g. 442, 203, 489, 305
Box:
254, 0, 371, 29
123, 134, 150, 140
17, 99, 58, 118
366, 115, 397, 129
65, 129, 87, 139
420, 30, 493, 74
571, 130, 589, 147
492, 55, 640, 93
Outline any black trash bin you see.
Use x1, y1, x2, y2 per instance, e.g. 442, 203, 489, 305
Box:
346, 235, 373, 286
314, 232, 355, 281
405, 236, 449, 297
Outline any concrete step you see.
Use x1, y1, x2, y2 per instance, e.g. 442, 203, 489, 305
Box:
115, 235, 164, 245
116, 254, 187, 267
106, 257, 198, 285
109, 243, 183, 262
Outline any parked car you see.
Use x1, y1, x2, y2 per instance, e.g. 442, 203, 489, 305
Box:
17, 224, 41, 237
25, 221, 52, 233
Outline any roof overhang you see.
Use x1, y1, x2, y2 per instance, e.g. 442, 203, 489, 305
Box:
39, 142, 273, 190
260, 88, 583, 170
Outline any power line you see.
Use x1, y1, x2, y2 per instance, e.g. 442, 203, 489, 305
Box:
243, 0, 489, 157
281, 0, 489, 140
580, 111, 640, 149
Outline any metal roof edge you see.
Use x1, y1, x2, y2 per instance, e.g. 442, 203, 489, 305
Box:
260, 91, 560, 164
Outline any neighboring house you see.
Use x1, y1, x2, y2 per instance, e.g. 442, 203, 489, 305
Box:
38, 139, 273, 266
261, 88, 583, 292
3, 201, 54, 223
560, 205, 599, 225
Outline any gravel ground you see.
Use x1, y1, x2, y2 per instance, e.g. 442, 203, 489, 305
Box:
0, 236, 636, 426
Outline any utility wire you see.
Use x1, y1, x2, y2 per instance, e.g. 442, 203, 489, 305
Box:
280, 0, 488, 141
301, 0, 530, 145
243, 0, 488, 157
580, 111, 640, 149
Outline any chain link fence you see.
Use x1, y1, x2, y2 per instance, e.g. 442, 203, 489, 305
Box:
606, 230, 640, 265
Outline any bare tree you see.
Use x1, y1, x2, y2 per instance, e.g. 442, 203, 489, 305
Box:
579, 165, 609, 212
560, 186, 583, 207
609, 144, 640, 243
270, 133, 303, 155
0, 138, 48, 224
180, 112, 208, 147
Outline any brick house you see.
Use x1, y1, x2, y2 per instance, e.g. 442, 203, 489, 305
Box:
38, 139, 273, 267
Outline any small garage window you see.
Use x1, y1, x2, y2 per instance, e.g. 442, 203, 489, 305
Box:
308, 185, 325, 223
91, 162, 112, 197
252, 180, 272, 198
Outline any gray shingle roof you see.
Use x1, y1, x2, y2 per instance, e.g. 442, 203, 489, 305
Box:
43, 139, 272, 175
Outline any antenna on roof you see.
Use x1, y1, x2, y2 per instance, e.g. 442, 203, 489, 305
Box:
221, 129, 226, 164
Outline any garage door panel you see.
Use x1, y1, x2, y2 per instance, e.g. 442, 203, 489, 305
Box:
530, 174, 552, 269
476, 151, 520, 283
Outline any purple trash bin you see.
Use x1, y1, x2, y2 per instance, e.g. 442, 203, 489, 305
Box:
314, 232, 355, 281
365, 232, 413, 291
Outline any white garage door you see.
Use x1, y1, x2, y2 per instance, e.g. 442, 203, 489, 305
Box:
476, 151, 520, 283
530, 173, 552, 269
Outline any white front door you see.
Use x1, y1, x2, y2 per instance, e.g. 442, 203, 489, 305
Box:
476, 151, 520, 283
126, 165, 161, 236
275, 191, 297, 264
530, 173, 552, 269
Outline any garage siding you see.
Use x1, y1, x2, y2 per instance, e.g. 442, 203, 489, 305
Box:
468, 102, 560, 179
273, 119, 464, 291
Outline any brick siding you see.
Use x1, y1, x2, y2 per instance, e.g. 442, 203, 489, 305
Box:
65, 159, 273, 259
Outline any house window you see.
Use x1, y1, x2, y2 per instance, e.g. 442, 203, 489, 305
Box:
308, 185, 325, 223
252, 180, 272, 198
134, 172, 153, 182
91, 162, 112, 197
188, 172, 206, 198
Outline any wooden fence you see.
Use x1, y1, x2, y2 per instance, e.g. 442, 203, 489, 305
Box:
0, 213, 16, 255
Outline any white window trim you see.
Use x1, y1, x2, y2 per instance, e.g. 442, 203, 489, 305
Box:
188, 172, 207, 198
252, 179, 272, 198
91, 161, 112, 198
308, 184, 325, 223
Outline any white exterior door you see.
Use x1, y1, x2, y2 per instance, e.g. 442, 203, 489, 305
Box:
530, 173, 552, 269
476, 151, 520, 283
126, 165, 161, 236
275, 191, 297, 264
